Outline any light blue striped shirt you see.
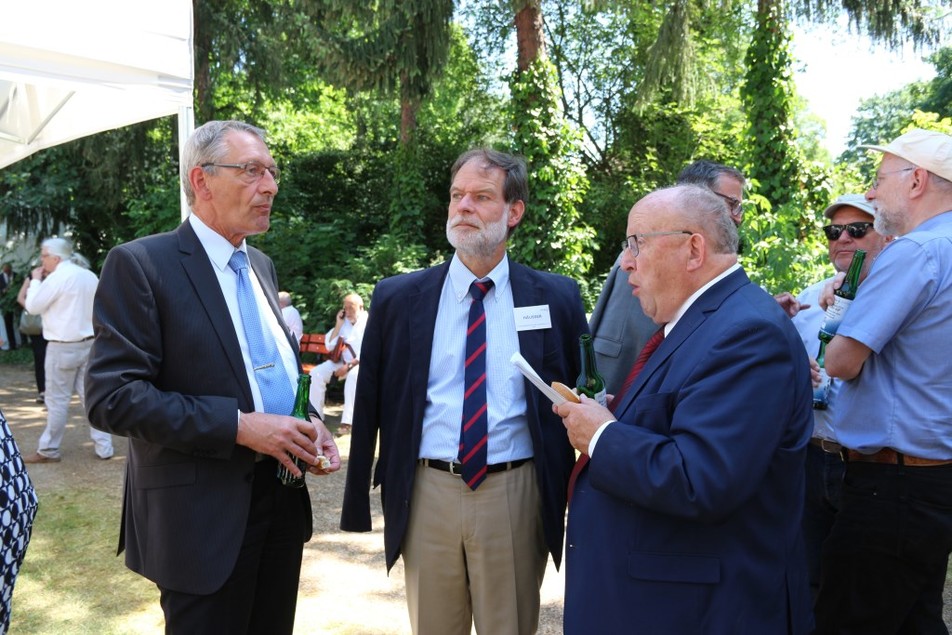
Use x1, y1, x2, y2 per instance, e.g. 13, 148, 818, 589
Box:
418, 254, 533, 463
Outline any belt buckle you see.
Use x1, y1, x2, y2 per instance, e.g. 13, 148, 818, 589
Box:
820, 439, 840, 454
447, 461, 462, 476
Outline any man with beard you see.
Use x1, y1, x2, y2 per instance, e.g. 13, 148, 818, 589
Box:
815, 128, 952, 633
341, 148, 588, 635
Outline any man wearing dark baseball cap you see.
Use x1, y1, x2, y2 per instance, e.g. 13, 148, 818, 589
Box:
815, 129, 952, 633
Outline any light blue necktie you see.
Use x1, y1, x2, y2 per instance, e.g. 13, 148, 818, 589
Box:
228, 250, 295, 415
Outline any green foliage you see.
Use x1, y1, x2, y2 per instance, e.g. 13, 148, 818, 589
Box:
508, 58, 596, 301
840, 81, 931, 176
741, 1, 804, 209
792, 0, 946, 50
922, 46, 952, 117
740, 165, 834, 295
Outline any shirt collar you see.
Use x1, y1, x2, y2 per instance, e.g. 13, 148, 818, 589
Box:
448, 252, 510, 302
189, 214, 247, 272
665, 262, 742, 336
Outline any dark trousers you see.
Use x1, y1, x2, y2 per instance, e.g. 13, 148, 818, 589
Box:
159, 460, 307, 635
814, 460, 952, 634
3, 312, 16, 349
802, 443, 845, 599
28, 335, 47, 393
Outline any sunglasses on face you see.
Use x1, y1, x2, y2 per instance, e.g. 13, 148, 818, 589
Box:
822, 222, 874, 241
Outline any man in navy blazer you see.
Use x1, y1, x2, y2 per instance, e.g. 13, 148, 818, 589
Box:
85, 120, 340, 634
341, 149, 587, 634
557, 184, 813, 634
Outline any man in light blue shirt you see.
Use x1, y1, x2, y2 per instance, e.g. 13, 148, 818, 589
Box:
816, 129, 952, 633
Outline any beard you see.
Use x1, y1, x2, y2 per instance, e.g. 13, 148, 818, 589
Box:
446, 208, 510, 258
873, 204, 903, 237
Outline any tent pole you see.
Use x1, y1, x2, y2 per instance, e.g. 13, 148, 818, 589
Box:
178, 105, 195, 222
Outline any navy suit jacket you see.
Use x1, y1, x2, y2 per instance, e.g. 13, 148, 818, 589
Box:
340, 258, 588, 571
85, 221, 312, 594
565, 268, 814, 634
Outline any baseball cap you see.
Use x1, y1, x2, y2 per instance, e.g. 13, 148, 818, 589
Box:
823, 194, 877, 220
860, 128, 952, 183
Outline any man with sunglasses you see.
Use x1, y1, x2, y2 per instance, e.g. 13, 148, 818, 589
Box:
813, 129, 952, 633
588, 160, 745, 395
779, 194, 891, 601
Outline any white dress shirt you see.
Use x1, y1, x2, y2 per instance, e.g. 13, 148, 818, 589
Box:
24, 260, 98, 342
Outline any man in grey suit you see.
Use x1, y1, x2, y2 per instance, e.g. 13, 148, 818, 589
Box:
590, 160, 746, 392
85, 120, 340, 634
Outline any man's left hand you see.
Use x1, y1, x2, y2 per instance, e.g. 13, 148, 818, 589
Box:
554, 394, 615, 456
308, 416, 341, 474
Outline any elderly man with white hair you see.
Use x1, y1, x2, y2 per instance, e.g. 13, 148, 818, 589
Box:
23, 237, 113, 462
815, 129, 952, 633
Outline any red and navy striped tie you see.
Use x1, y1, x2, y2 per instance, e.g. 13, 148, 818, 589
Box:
460, 279, 494, 490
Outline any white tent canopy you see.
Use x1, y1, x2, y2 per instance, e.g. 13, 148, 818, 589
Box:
0, 0, 194, 201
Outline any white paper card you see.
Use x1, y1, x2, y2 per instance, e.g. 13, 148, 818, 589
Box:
513, 305, 551, 331
510, 352, 566, 405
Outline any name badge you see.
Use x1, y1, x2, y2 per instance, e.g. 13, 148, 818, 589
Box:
514, 305, 551, 331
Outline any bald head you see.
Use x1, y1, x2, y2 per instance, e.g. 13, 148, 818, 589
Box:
620, 185, 739, 324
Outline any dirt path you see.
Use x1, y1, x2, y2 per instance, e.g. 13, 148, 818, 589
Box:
1, 362, 565, 634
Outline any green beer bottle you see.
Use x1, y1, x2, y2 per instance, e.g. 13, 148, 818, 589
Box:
277, 374, 312, 488
576, 334, 608, 407
812, 341, 831, 410
818, 249, 866, 343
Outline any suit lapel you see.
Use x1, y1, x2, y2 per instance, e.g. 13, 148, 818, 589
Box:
176, 222, 254, 406
408, 263, 450, 424
511, 261, 546, 376
613, 268, 750, 418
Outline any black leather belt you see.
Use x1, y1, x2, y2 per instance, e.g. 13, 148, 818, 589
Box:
419, 457, 529, 476
809, 437, 843, 455
47, 336, 94, 344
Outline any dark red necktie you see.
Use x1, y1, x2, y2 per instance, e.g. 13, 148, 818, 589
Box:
460, 279, 494, 490
567, 328, 665, 504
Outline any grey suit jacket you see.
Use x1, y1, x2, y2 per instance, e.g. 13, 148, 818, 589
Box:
85, 221, 312, 594
588, 253, 659, 394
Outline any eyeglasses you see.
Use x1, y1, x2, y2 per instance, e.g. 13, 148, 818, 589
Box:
201, 161, 281, 185
621, 231, 693, 257
870, 167, 914, 190
714, 191, 742, 214
822, 222, 874, 241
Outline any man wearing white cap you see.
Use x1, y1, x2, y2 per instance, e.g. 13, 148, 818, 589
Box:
779, 194, 891, 600
815, 129, 952, 633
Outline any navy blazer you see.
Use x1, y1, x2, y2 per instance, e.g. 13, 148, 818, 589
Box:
340, 258, 588, 571
85, 221, 312, 595
565, 269, 814, 634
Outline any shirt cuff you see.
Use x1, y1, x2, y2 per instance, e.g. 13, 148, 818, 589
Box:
587, 419, 617, 456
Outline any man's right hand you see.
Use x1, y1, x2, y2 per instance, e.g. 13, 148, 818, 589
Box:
236, 411, 319, 476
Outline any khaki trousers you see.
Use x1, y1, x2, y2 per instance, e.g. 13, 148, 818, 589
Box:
402, 460, 547, 635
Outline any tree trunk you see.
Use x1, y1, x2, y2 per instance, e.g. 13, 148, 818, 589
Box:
399, 71, 419, 146
193, 0, 212, 121
514, 0, 546, 71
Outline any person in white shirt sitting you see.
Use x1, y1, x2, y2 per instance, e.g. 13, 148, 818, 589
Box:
309, 293, 367, 436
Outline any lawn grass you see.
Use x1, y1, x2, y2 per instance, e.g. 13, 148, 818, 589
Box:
12, 486, 163, 634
